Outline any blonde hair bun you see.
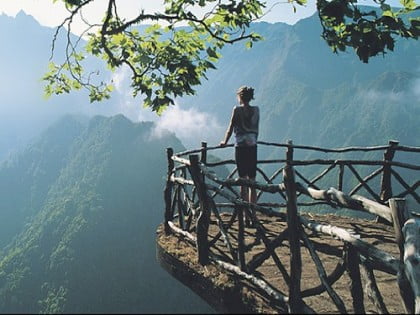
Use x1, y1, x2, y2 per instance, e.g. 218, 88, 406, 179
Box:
236, 86, 254, 101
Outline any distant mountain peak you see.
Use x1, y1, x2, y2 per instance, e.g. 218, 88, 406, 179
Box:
13, 9, 41, 27
16, 9, 28, 18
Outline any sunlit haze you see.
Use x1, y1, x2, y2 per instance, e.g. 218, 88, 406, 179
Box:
0, 0, 317, 35
0, 0, 315, 149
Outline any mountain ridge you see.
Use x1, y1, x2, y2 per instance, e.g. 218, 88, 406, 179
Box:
177, 12, 419, 149
0, 114, 213, 313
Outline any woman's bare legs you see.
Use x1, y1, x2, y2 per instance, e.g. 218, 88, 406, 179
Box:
247, 176, 257, 227
239, 177, 250, 227
240, 177, 249, 202
240, 176, 257, 227
249, 176, 257, 204
240, 176, 256, 203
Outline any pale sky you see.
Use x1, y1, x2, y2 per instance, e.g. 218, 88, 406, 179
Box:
0, 0, 317, 35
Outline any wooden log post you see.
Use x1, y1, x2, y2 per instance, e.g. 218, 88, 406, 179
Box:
390, 198, 410, 256
201, 141, 207, 164
338, 163, 345, 192
283, 140, 303, 313
402, 218, 420, 314
377, 140, 399, 224
344, 243, 365, 314
360, 261, 388, 314
164, 147, 174, 235
177, 185, 185, 230
188, 154, 210, 265
380, 140, 399, 202
229, 136, 244, 271
389, 198, 416, 314
236, 205, 246, 271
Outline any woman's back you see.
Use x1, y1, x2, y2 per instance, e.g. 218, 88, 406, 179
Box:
233, 105, 259, 147
234, 105, 259, 133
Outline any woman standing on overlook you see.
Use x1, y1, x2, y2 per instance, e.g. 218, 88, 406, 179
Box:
220, 86, 260, 224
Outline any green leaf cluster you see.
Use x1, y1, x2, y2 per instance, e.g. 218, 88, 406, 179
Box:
318, 0, 419, 62
44, 0, 266, 113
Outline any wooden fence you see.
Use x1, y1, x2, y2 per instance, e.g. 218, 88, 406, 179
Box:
163, 140, 420, 313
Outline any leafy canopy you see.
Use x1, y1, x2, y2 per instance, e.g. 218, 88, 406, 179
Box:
43, 0, 419, 113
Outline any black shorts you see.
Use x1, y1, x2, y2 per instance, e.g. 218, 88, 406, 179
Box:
235, 146, 257, 178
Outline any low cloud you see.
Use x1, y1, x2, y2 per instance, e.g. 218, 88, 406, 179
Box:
112, 66, 129, 93
112, 66, 225, 148
412, 78, 420, 98
150, 105, 224, 149
363, 77, 420, 104
110, 66, 158, 122
365, 89, 403, 103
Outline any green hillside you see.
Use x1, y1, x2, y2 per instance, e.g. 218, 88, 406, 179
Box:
0, 116, 86, 248
0, 115, 213, 313
180, 14, 419, 151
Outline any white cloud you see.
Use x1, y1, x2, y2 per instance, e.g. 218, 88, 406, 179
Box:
110, 66, 224, 147
150, 105, 224, 148
112, 66, 130, 93
108, 66, 159, 122
412, 78, 420, 98
110, 67, 142, 121
362, 76, 420, 104
365, 89, 402, 103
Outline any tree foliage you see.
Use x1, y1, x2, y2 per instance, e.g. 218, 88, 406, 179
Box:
43, 0, 419, 113
317, 0, 419, 62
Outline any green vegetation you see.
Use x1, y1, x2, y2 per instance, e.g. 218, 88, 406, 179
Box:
45, 0, 419, 112
0, 115, 213, 313
0, 116, 85, 248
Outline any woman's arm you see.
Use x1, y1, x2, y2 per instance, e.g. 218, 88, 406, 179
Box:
220, 108, 236, 146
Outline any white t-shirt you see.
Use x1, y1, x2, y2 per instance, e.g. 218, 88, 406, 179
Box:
231, 105, 259, 147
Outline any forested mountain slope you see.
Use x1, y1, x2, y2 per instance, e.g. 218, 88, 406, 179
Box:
0, 116, 86, 249
180, 13, 419, 151
0, 115, 213, 313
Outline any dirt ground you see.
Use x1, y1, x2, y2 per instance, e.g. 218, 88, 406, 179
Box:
156, 212, 404, 314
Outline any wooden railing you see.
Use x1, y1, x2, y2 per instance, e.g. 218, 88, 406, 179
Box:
163, 140, 420, 313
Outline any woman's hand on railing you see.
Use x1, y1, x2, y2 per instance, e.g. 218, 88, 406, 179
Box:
219, 141, 228, 147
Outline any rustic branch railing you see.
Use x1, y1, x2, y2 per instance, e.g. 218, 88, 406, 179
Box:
163, 140, 420, 314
